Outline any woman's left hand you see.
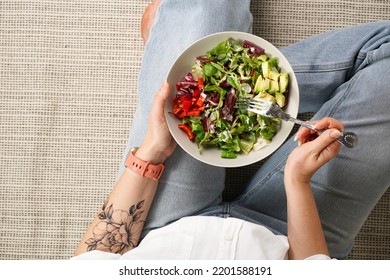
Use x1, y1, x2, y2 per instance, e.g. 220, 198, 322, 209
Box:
136, 81, 177, 164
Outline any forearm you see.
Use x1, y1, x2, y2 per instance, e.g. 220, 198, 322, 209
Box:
285, 178, 329, 260
74, 163, 159, 256
284, 124, 343, 259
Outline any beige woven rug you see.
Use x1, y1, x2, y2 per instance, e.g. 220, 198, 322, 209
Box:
1, 0, 389, 259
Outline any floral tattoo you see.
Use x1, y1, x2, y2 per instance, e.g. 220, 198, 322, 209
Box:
86, 199, 145, 254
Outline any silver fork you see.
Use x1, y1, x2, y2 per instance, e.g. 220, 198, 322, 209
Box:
236, 97, 358, 148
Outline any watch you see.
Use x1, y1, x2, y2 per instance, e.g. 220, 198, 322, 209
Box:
124, 147, 164, 180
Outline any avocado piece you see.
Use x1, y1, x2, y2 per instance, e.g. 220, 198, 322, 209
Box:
275, 92, 286, 108
257, 92, 276, 103
254, 76, 271, 92
270, 80, 279, 93
262, 78, 270, 91
279, 73, 289, 93
262, 61, 270, 78
254, 76, 263, 93
269, 71, 280, 81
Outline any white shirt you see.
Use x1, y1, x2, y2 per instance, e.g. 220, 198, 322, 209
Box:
73, 216, 330, 260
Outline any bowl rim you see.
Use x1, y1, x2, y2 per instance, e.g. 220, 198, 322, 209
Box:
164, 31, 299, 167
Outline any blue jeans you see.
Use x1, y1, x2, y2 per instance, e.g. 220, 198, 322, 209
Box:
118, 0, 390, 259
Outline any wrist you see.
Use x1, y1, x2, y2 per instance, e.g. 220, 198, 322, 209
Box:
285, 176, 311, 189
125, 147, 164, 180
135, 145, 168, 165
284, 167, 312, 190
285, 158, 313, 188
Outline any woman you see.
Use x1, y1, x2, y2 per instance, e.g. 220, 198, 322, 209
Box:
73, 0, 390, 259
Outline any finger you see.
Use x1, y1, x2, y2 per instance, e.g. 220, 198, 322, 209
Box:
311, 128, 341, 154
295, 125, 317, 144
151, 81, 170, 116
295, 117, 344, 145
157, 81, 170, 103
313, 117, 344, 131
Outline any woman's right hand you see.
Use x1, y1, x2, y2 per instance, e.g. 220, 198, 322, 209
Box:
285, 117, 343, 185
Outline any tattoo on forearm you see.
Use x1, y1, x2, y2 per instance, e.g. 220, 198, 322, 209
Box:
85, 199, 145, 253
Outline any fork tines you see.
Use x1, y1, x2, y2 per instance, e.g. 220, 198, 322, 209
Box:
235, 97, 270, 112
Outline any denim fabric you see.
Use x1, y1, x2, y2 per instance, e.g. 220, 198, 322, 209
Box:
117, 0, 253, 237
118, 0, 390, 259
232, 22, 390, 258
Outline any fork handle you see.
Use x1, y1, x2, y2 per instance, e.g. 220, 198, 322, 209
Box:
287, 116, 357, 148
288, 117, 315, 130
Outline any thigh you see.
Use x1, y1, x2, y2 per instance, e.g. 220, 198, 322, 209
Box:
232, 22, 390, 258
119, 0, 253, 235
309, 56, 390, 258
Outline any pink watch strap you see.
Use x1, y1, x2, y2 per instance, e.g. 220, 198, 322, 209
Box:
125, 148, 164, 180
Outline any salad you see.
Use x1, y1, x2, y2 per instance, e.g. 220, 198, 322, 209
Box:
171, 38, 289, 159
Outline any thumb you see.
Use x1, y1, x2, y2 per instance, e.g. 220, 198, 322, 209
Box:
313, 129, 341, 153
152, 81, 170, 116
158, 81, 170, 101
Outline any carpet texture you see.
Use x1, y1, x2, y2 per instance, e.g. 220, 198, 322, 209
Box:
1, 0, 389, 259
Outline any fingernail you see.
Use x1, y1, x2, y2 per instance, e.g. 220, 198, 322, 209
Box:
293, 134, 298, 142
297, 140, 302, 147
330, 130, 341, 139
